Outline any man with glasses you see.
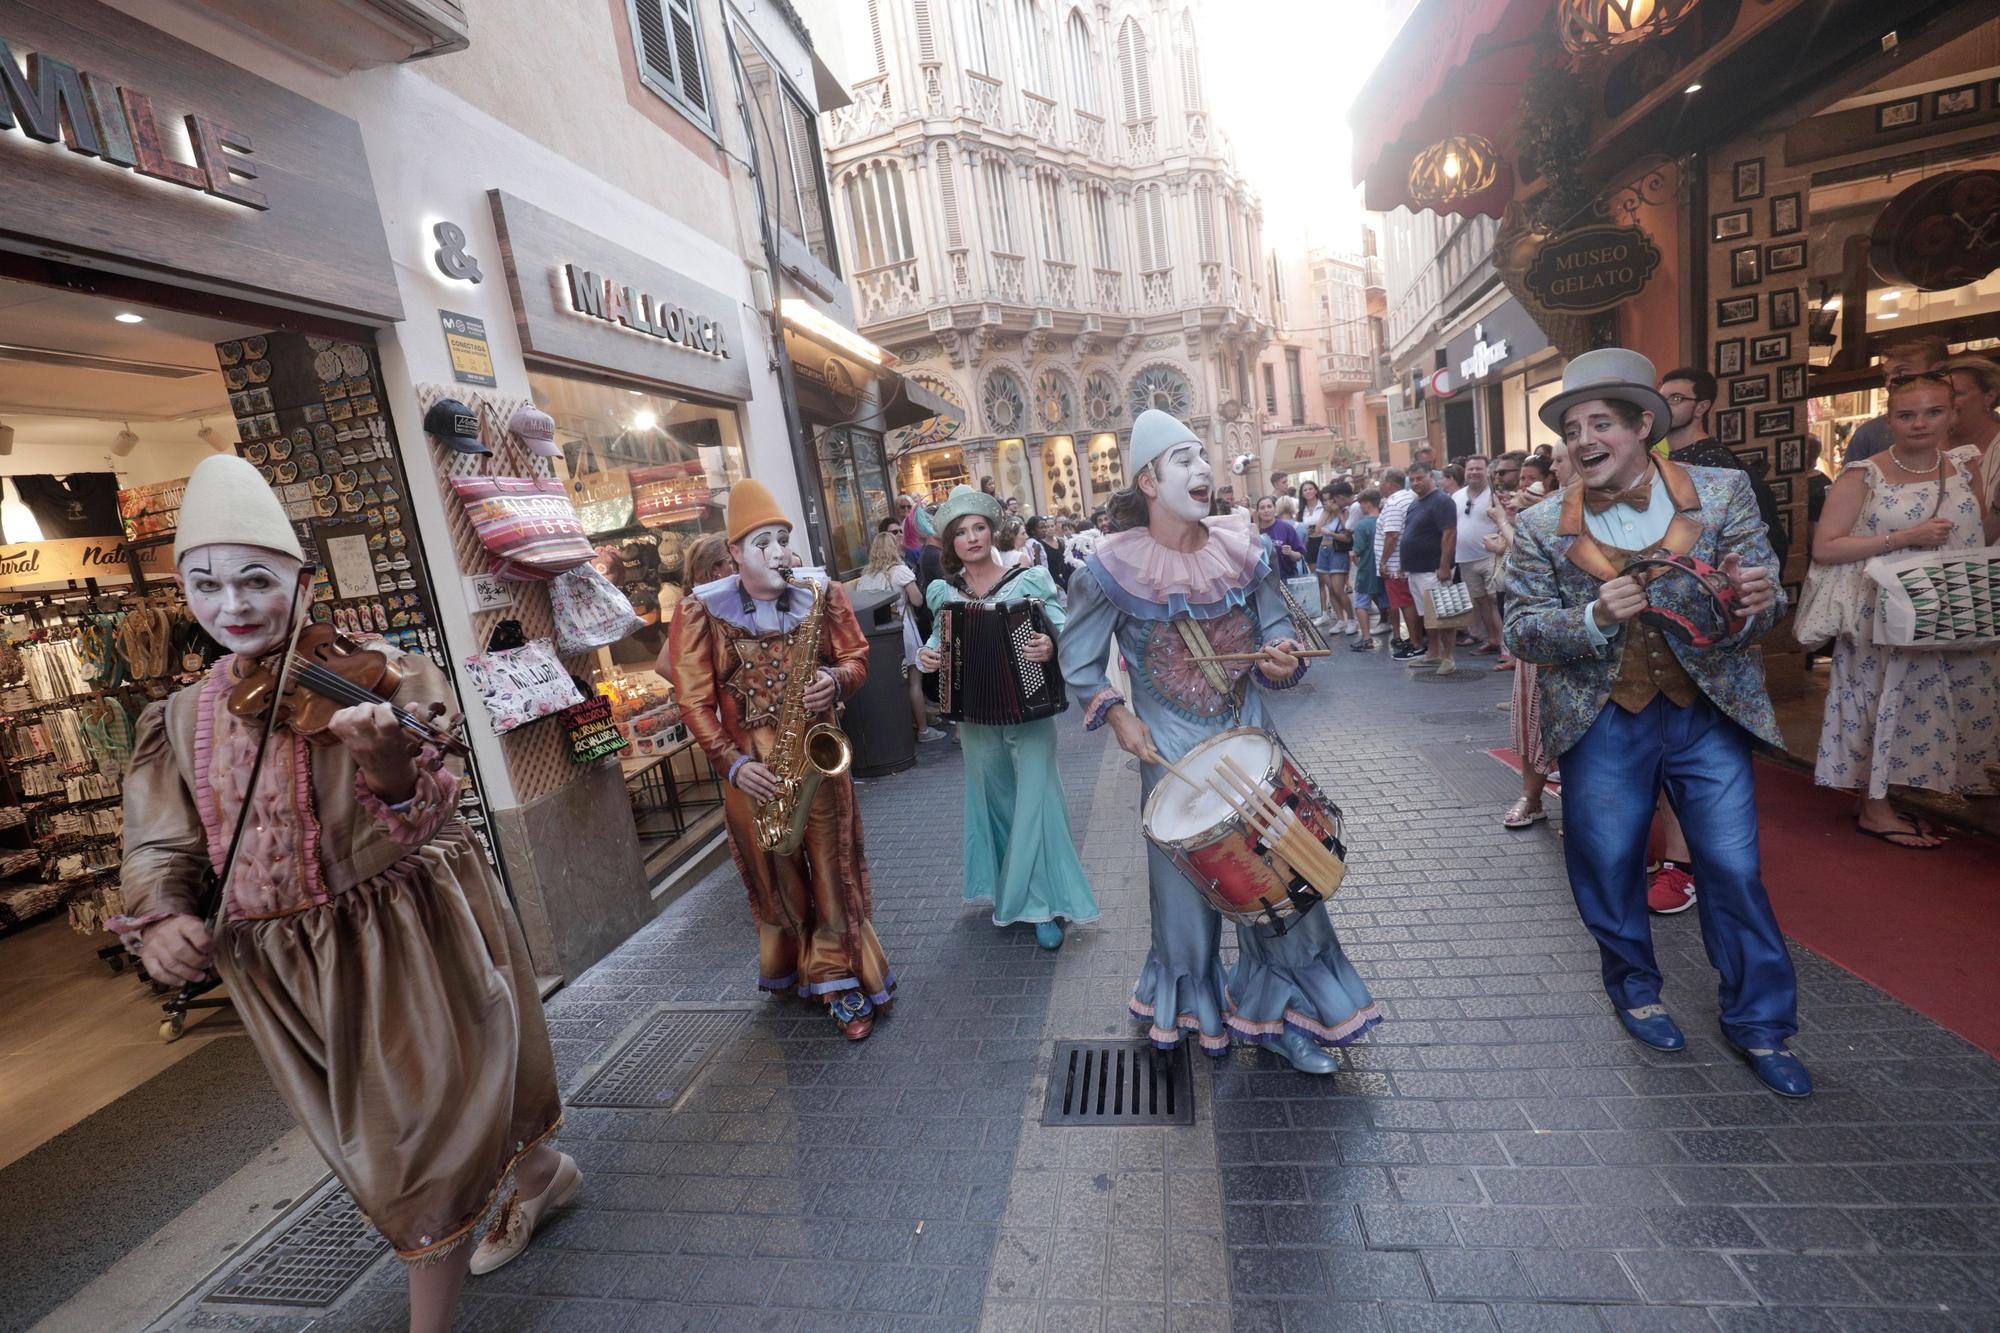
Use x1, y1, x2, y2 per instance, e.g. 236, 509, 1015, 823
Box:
1454, 456, 1507, 659
1659, 368, 1787, 565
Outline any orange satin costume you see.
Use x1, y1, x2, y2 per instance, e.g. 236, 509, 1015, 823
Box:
666, 576, 893, 1007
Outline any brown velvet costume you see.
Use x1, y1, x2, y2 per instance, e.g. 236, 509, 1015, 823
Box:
666, 576, 892, 1005
116, 647, 561, 1263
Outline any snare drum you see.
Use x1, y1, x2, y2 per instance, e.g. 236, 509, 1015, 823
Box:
1141, 727, 1346, 933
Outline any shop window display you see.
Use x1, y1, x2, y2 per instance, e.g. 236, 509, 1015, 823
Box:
528, 370, 745, 873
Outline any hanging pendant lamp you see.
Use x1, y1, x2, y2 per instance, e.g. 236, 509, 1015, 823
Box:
1407, 133, 1502, 207
1557, 0, 1700, 57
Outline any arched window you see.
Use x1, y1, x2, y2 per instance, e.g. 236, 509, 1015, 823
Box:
1193, 179, 1217, 263
844, 160, 916, 271
1177, 10, 1200, 107
1034, 169, 1070, 262
1086, 184, 1116, 269
935, 143, 964, 249
1116, 17, 1151, 125
914, 0, 937, 61
1064, 8, 1096, 113
955, 0, 991, 73
1013, 0, 1049, 95
1134, 184, 1169, 272
984, 156, 1018, 253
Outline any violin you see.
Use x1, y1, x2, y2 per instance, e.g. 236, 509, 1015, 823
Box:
227, 621, 469, 758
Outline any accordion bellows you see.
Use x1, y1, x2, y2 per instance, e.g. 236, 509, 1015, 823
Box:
937, 599, 1069, 726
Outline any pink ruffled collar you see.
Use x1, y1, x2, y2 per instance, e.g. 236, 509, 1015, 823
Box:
1092, 512, 1264, 604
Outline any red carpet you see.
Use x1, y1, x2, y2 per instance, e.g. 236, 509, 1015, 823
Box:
1481, 749, 2000, 1057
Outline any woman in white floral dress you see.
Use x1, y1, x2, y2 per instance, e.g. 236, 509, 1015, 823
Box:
1813, 376, 2000, 848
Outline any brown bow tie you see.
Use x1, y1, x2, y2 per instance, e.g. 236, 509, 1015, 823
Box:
1584, 474, 1653, 515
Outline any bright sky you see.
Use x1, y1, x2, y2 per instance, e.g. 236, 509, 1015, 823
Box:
1196, 0, 1401, 258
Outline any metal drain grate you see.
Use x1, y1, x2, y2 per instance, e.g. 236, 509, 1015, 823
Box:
569, 1007, 749, 1108
205, 1180, 386, 1308
1041, 1040, 1195, 1126
1419, 709, 1509, 728
1416, 742, 1525, 804
1414, 667, 1494, 685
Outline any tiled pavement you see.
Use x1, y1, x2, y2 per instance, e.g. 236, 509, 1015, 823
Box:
153, 641, 2000, 1331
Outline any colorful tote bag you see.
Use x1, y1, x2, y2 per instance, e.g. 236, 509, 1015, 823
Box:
568, 442, 635, 535
631, 461, 712, 528
550, 563, 645, 655
461, 639, 582, 732
450, 476, 595, 581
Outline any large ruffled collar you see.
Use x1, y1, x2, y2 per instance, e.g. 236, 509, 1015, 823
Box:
694, 573, 817, 634
1087, 512, 1270, 622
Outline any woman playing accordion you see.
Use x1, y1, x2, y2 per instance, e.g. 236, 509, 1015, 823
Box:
919, 486, 1098, 948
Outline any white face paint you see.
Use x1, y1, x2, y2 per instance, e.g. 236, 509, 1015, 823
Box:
731, 522, 795, 598
1149, 443, 1213, 524
177, 543, 307, 657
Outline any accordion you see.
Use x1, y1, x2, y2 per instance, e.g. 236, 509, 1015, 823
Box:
937, 598, 1069, 726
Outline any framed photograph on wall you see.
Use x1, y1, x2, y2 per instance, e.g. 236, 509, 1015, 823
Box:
1730, 375, 1772, 406
1754, 407, 1797, 437
1717, 409, 1745, 445
1738, 446, 1770, 475
1750, 334, 1790, 365
1767, 478, 1794, 507
1876, 97, 1920, 131
1933, 83, 1979, 120
1769, 288, 1801, 329
1766, 241, 1807, 274
1713, 209, 1753, 242
1777, 436, 1806, 473
1718, 294, 1759, 326
1730, 245, 1762, 287
1776, 510, 1793, 550
1716, 339, 1745, 376
1770, 192, 1802, 236
1778, 365, 1808, 401
1733, 157, 1765, 201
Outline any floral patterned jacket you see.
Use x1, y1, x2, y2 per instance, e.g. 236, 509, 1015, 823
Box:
1501, 459, 1786, 760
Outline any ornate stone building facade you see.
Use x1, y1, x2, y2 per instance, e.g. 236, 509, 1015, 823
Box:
823, 0, 1272, 515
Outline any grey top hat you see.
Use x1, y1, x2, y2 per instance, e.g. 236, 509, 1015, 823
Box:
1536, 348, 1673, 445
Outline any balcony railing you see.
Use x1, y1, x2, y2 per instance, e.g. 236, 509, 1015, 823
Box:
946, 247, 974, 301
1043, 258, 1078, 307
919, 61, 947, 118
991, 251, 1028, 304
1074, 109, 1106, 156
854, 258, 922, 323
965, 72, 1004, 126
1092, 266, 1123, 310
830, 74, 895, 146
1199, 261, 1224, 304
1021, 90, 1059, 143
1141, 268, 1176, 312
1186, 110, 1210, 151
1124, 118, 1157, 162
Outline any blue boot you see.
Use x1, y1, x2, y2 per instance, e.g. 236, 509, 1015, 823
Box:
1617, 1004, 1686, 1052
1272, 1030, 1337, 1074
1034, 920, 1065, 950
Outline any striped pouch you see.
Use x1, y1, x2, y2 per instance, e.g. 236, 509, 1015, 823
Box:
450, 476, 595, 581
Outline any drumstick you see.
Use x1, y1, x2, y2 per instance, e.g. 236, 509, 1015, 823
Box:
1216, 757, 1344, 888
1158, 757, 1204, 792
1186, 649, 1334, 663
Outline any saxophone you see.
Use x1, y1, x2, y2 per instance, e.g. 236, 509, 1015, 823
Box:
752, 571, 853, 855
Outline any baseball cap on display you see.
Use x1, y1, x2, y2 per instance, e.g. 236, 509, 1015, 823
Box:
424, 398, 488, 454
509, 403, 561, 457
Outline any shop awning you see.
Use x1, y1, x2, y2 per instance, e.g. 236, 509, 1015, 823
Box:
887, 376, 959, 432
1348, 0, 1551, 218
778, 301, 962, 433
1270, 432, 1340, 472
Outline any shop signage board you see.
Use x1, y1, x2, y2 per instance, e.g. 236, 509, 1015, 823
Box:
1524, 224, 1663, 314
1458, 323, 1510, 381
1389, 395, 1427, 443
440, 310, 498, 387
462, 572, 515, 612
0, 0, 401, 322
488, 190, 753, 402
0, 535, 172, 590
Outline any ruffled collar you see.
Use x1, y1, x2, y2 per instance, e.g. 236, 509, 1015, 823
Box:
1086, 512, 1270, 622
694, 573, 816, 634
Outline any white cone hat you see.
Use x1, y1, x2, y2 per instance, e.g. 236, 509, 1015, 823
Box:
172, 454, 306, 567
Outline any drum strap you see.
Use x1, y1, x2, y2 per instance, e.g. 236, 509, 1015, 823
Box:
1172, 616, 1242, 711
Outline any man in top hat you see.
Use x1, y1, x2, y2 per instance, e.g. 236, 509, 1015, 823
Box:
665, 480, 893, 1039
1501, 348, 1809, 1097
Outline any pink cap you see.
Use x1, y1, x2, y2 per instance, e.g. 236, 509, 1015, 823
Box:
509, 403, 561, 457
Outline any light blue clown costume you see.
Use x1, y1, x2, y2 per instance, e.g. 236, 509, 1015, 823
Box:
1057, 412, 1380, 1063
924, 487, 1100, 936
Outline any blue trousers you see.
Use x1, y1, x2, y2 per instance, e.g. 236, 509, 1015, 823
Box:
1558, 694, 1798, 1049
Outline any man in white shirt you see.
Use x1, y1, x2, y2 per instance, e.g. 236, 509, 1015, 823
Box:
1375, 468, 1416, 652
1453, 456, 1506, 656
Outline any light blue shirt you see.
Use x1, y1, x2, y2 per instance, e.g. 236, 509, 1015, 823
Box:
1579, 476, 1677, 648
1843, 415, 1891, 464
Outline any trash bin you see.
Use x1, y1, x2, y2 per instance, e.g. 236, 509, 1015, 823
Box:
843, 585, 917, 778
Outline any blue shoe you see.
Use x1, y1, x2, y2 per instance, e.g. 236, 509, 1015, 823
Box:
1725, 1039, 1813, 1098
1272, 1030, 1338, 1074
1034, 920, 1065, 950
1617, 1004, 1686, 1051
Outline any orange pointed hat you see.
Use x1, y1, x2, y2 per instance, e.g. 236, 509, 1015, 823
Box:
725, 479, 792, 543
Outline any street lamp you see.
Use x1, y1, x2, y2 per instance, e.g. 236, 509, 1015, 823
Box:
1557, 0, 1699, 57
1407, 133, 1501, 208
